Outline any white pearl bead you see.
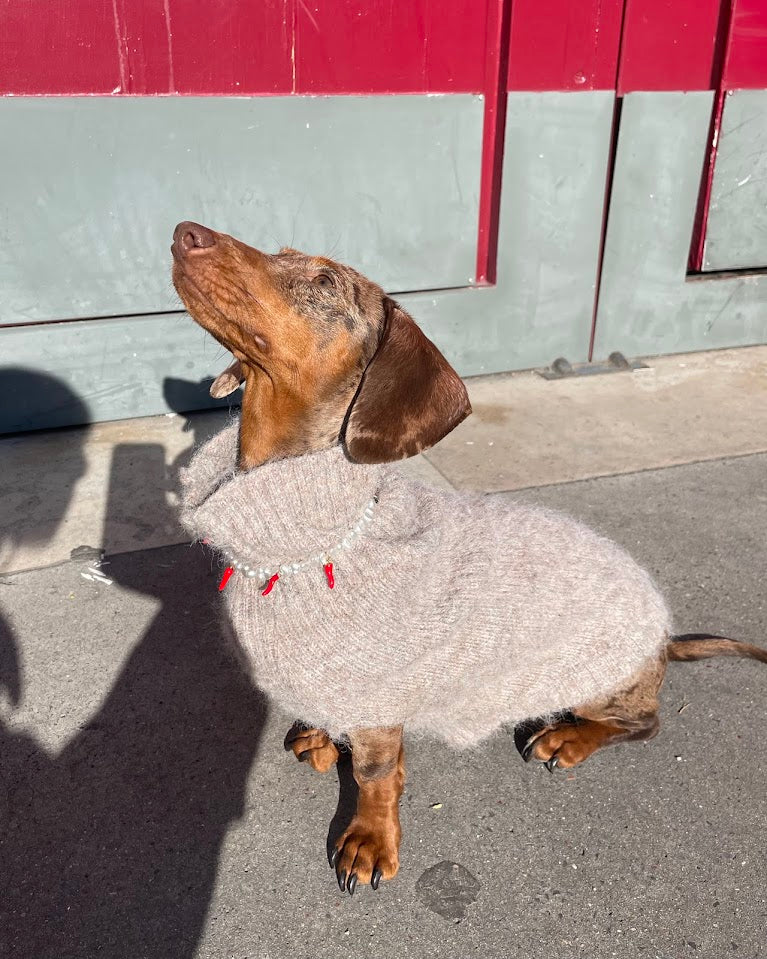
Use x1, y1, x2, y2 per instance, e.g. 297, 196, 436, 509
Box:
221, 496, 382, 582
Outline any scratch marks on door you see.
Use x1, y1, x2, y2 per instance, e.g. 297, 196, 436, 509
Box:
111, 0, 129, 94
162, 0, 176, 94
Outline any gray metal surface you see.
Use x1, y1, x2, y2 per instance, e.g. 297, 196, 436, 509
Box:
704, 89, 767, 272
494, 91, 614, 364
0, 315, 235, 431
0, 95, 483, 326
594, 91, 767, 360
1, 92, 614, 432
3, 452, 766, 957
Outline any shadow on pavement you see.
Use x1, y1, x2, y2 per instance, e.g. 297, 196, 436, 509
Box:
1, 373, 266, 959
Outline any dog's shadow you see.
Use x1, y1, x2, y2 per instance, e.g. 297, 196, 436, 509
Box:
1, 375, 266, 959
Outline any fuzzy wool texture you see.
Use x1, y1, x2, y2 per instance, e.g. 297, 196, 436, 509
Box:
179, 422, 672, 748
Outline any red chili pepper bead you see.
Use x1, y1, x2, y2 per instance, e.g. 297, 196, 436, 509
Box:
261, 573, 280, 596
218, 566, 235, 591
324, 562, 335, 589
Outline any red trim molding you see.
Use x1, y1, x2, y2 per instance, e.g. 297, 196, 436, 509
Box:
475, 0, 511, 285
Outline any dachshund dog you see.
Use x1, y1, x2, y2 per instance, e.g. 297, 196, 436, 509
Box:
171, 221, 767, 896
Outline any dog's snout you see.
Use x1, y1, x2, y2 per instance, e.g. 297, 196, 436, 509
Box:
173, 221, 216, 254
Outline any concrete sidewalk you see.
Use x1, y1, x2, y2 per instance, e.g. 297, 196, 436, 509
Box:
1, 349, 767, 958
3, 345, 767, 574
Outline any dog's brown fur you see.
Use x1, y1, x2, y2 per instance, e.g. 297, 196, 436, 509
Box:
172, 221, 766, 894
172, 222, 469, 471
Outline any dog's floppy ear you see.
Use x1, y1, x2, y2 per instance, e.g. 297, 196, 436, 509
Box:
342, 297, 471, 464
209, 359, 244, 398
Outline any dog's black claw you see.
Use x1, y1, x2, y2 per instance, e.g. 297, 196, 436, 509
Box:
329, 847, 339, 868
544, 756, 558, 773
283, 722, 306, 751
348, 873, 358, 896
337, 869, 347, 892
297, 749, 310, 763
371, 868, 382, 890
522, 740, 536, 763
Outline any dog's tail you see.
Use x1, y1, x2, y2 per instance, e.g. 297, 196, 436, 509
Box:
668, 633, 767, 664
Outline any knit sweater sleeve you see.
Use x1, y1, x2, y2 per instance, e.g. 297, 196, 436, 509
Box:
178, 420, 240, 523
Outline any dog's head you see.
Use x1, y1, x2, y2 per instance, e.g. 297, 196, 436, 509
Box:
172, 221, 470, 466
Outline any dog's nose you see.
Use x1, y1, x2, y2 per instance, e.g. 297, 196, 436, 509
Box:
173, 221, 216, 253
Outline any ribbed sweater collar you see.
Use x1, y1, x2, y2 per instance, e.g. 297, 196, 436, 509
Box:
187, 441, 389, 569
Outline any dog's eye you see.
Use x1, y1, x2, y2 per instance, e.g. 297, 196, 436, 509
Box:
313, 273, 334, 289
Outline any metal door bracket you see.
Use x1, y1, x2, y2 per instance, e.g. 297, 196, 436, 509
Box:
537, 352, 649, 380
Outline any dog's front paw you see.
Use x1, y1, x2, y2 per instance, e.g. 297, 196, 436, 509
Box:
284, 723, 340, 773
331, 817, 400, 894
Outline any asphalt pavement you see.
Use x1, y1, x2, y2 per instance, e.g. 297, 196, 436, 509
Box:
2, 452, 766, 959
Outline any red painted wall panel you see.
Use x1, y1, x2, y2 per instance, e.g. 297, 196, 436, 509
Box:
294, 0, 487, 94
9, 1, 749, 98
617, 0, 721, 93
2, 0, 122, 94
722, 0, 767, 89
507, 0, 623, 91
111, 0, 178, 95
1, 0, 293, 95
163, 0, 292, 94
2, 0, 486, 96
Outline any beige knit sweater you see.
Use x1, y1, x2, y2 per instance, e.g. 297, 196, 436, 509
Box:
179, 422, 671, 747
